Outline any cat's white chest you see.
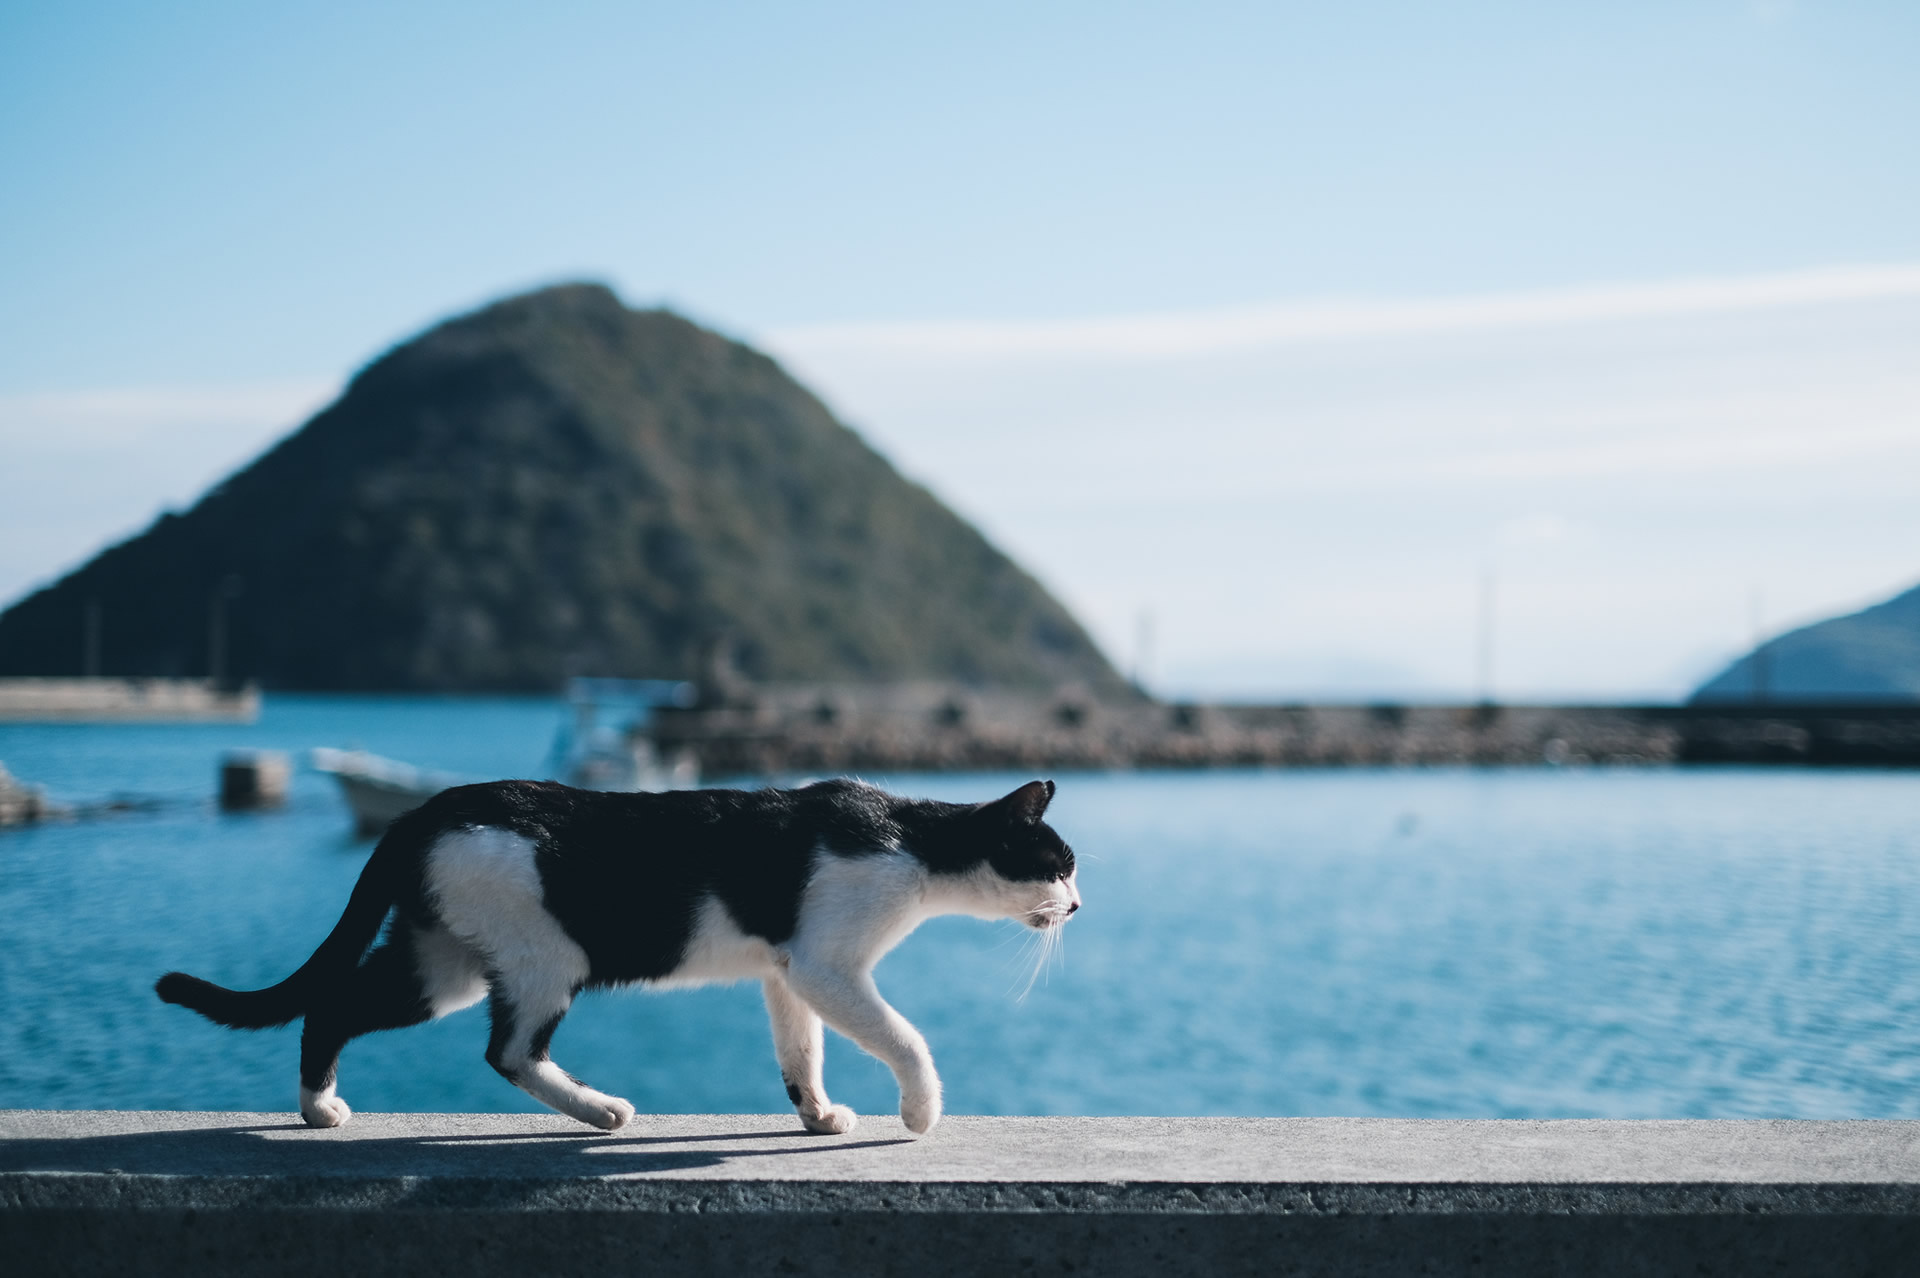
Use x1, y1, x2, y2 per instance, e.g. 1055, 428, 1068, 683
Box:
648, 896, 781, 990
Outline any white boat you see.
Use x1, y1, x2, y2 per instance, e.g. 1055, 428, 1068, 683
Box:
543, 677, 699, 791
312, 679, 697, 837
309, 748, 455, 837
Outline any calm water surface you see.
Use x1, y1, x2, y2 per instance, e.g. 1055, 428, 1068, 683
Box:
2, 695, 1917, 1119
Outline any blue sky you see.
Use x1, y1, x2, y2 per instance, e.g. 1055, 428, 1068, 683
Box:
4, 2, 1918, 697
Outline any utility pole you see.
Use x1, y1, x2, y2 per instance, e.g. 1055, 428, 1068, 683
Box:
1133, 609, 1155, 694
83, 599, 101, 677
1476, 569, 1496, 705
208, 575, 243, 688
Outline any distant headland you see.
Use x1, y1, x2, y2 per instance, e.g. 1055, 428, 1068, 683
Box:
1692, 580, 1920, 704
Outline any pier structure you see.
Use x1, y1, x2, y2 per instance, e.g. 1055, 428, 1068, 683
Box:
0, 678, 259, 723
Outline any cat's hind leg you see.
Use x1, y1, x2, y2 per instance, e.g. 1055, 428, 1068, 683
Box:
426, 826, 630, 1130
763, 976, 856, 1135
484, 977, 634, 1131
298, 933, 436, 1127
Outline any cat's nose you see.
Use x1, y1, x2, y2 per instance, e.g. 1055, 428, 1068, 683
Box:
1067, 901, 1079, 915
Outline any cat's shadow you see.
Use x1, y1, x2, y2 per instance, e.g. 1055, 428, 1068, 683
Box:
0, 1119, 915, 1182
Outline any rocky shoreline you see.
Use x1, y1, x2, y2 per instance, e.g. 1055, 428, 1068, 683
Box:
0, 763, 63, 826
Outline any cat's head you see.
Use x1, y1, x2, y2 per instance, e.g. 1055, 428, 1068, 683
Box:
976, 779, 1081, 930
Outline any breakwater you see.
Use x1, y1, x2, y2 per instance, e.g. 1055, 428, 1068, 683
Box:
649, 684, 1920, 773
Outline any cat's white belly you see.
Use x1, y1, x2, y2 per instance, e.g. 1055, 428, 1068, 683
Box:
646, 894, 781, 990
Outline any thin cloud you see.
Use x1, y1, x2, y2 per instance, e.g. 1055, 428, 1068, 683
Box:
769, 264, 1920, 361
1440, 421, 1920, 484
0, 378, 340, 604
0, 379, 337, 447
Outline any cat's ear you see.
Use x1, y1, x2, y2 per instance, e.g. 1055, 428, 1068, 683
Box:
1000, 779, 1055, 825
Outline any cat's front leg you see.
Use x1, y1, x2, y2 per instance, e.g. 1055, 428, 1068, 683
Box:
784, 961, 942, 1135
762, 977, 856, 1135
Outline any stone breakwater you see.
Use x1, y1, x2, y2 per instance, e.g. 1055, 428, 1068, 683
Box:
648, 684, 1920, 774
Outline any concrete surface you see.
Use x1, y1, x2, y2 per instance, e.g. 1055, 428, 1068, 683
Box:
5, 1111, 1919, 1276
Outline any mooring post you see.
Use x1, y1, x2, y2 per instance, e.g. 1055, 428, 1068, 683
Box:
218, 750, 289, 811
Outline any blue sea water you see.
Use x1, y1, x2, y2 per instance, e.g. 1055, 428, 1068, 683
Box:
2, 695, 1918, 1120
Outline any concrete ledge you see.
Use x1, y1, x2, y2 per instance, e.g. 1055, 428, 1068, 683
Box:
5, 1112, 1918, 1275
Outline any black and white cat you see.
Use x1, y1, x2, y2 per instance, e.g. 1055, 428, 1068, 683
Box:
157, 777, 1080, 1136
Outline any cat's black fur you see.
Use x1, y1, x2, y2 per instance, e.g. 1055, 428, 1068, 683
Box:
157, 777, 1079, 1135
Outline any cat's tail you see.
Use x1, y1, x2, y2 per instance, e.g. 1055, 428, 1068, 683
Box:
155, 813, 418, 1029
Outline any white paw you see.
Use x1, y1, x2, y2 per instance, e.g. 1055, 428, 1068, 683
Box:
801, 1104, 857, 1135
580, 1094, 635, 1130
300, 1093, 351, 1129
900, 1092, 941, 1135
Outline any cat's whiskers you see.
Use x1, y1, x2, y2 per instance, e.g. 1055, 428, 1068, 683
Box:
1000, 920, 1048, 999
1018, 921, 1064, 1002
1013, 901, 1072, 1001
986, 921, 1034, 955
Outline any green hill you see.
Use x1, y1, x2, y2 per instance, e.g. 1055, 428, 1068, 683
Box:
1691, 579, 1920, 703
0, 284, 1122, 693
